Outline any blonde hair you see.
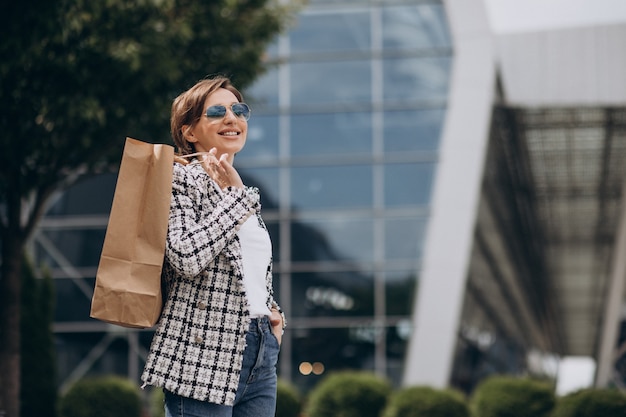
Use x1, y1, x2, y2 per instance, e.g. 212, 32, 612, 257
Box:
170, 76, 244, 155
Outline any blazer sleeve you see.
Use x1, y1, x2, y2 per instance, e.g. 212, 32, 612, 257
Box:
165, 163, 259, 277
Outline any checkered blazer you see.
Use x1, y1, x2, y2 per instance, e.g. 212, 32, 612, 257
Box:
141, 162, 277, 406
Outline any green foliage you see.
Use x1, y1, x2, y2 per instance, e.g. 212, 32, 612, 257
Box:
276, 379, 302, 417
0, 1, 301, 414
58, 376, 142, 417
305, 371, 392, 417
551, 388, 626, 417
149, 387, 165, 417
20, 256, 57, 417
382, 386, 469, 417
471, 376, 555, 417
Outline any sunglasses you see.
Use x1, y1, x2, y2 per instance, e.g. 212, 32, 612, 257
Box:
205, 103, 251, 121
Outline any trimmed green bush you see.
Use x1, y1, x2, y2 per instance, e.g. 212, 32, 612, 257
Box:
383, 386, 469, 417
149, 387, 165, 417
305, 371, 392, 417
276, 379, 302, 417
552, 388, 626, 417
58, 375, 142, 417
471, 376, 555, 417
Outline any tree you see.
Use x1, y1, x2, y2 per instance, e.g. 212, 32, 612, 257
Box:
0, 1, 299, 415
20, 257, 56, 417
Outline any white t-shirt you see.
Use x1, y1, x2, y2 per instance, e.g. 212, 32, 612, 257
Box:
238, 214, 272, 318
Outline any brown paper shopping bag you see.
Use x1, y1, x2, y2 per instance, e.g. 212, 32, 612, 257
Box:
90, 137, 174, 328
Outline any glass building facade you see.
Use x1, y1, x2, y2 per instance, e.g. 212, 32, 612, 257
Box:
38, 0, 453, 394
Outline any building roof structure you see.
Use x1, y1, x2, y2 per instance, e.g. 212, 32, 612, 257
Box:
405, 0, 626, 389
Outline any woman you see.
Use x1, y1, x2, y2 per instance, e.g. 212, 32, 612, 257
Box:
141, 76, 286, 417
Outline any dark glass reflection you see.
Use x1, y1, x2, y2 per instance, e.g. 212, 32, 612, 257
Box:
40, 229, 106, 267
46, 174, 116, 216
293, 217, 373, 262
291, 271, 374, 318
291, 327, 375, 392
385, 270, 417, 316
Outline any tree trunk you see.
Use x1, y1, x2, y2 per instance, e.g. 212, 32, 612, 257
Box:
0, 231, 24, 417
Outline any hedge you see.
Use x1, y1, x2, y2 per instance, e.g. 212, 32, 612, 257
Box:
58, 375, 142, 417
552, 388, 626, 417
382, 385, 469, 417
305, 371, 391, 417
470, 376, 555, 417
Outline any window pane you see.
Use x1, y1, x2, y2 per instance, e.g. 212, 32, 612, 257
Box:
291, 165, 372, 209
384, 109, 445, 152
385, 217, 427, 260
384, 163, 434, 206
238, 115, 279, 160
292, 217, 373, 262
291, 60, 371, 105
246, 67, 280, 108
39, 230, 106, 267
385, 270, 417, 316
291, 112, 372, 156
290, 327, 375, 392
291, 271, 374, 317
383, 56, 451, 102
383, 4, 451, 50
239, 167, 280, 209
290, 10, 371, 53
46, 174, 116, 216
386, 322, 411, 386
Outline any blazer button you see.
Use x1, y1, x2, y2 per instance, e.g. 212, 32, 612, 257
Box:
194, 336, 203, 344
198, 302, 207, 310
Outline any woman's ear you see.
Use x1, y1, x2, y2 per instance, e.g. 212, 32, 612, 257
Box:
182, 125, 197, 143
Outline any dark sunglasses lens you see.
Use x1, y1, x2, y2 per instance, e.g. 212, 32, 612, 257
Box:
232, 103, 250, 120
206, 105, 227, 118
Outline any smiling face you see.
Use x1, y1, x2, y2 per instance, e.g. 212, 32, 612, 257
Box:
183, 88, 247, 163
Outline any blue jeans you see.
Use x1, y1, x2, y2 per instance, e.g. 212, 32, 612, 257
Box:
164, 316, 280, 417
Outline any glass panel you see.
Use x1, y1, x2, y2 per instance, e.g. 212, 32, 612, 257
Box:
245, 67, 279, 108
41, 230, 106, 267
387, 323, 411, 387
290, 10, 371, 53
239, 167, 280, 209
291, 217, 373, 262
383, 56, 451, 102
383, 4, 451, 49
385, 217, 427, 260
46, 174, 116, 216
385, 270, 417, 316
291, 327, 375, 392
291, 271, 374, 317
291, 60, 371, 105
291, 112, 372, 156
239, 115, 279, 160
54, 278, 94, 321
384, 163, 434, 207
291, 165, 372, 209
383, 109, 445, 152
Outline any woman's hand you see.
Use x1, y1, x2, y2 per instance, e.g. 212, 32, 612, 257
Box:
202, 148, 244, 189
269, 308, 284, 345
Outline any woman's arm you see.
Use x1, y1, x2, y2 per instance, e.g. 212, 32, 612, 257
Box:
165, 164, 259, 277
